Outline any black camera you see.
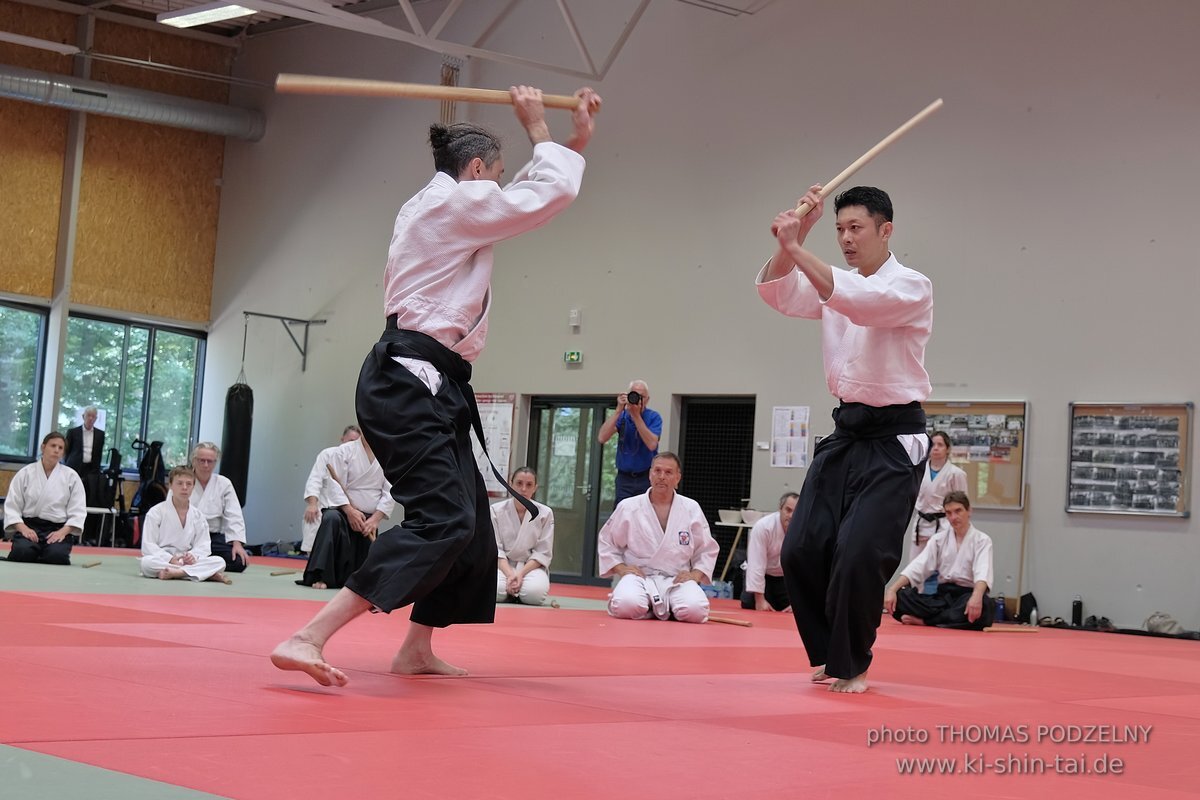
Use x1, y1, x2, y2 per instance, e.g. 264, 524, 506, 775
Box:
626, 390, 642, 406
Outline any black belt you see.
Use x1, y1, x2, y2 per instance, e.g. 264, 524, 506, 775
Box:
380, 317, 537, 520
618, 469, 649, 479
917, 510, 946, 523
833, 400, 926, 438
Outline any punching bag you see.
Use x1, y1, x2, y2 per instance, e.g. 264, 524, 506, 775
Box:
221, 382, 254, 506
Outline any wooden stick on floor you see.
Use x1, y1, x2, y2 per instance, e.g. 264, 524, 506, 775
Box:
270, 570, 298, 577
709, 615, 753, 627
80, 561, 102, 569
983, 625, 1039, 633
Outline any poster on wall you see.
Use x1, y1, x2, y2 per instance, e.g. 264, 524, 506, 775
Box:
771, 406, 810, 468
924, 400, 1028, 509
473, 393, 516, 497
1067, 402, 1192, 517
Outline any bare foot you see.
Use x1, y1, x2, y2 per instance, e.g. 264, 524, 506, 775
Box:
900, 614, 926, 626
270, 636, 348, 687
830, 672, 869, 693
158, 567, 186, 580
811, 665, 832, 683
391, 648, 468, 676
312, 581, 327, 590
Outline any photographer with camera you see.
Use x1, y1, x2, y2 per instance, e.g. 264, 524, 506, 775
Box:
597, 380, 662, 503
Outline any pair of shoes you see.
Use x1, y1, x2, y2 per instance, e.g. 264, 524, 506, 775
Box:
1039, 616, 1068, 628
1083, 615, 1098, 629
1097, 616, 1116, 632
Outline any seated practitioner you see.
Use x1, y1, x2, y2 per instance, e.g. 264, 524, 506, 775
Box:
597, 453, 719, 624
140, 467, 228, 582
340, 424, 361, 444
4, 432, 86, 565
490, 467, 554, 605
884, 491, 995, 630
297, 437, 393, 590
177, 442, 250, 573
743, 492, 799, 612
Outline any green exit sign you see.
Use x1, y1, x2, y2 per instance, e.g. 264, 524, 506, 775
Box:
564, 350, 583, 364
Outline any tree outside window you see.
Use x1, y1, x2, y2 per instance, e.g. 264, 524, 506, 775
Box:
57, 315, 204, 472
0, 303, 47, 460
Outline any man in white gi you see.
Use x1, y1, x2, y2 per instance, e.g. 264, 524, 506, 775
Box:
297, 438, 394, 589
140, 467, 228, 582
5, 432, 86, 566
743, 492, 799, 612
491, 467, 554, 605
598, 453, 719, 624
759, 184, 932, 693
272, 84, 601, 687
910, 431, 968, 561
176, 443, 251, 573
884, 491, 994, 630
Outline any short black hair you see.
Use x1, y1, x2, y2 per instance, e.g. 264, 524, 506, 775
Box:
834, 186, 893, 225
429, 122, 501, 177
943, 490, 971, 511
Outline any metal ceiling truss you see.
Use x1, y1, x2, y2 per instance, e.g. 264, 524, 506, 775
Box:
246, 0, 652, 81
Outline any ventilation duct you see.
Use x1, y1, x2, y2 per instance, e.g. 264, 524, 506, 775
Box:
0, 63, 265, 141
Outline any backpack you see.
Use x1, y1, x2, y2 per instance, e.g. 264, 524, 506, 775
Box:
131, 439, 168, 517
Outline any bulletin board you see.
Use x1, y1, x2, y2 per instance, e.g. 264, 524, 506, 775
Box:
925, 401, 1028, 510
1067, 402, 1192, 517
473, 392, 517, 498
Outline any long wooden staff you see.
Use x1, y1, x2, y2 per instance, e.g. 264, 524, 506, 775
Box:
275, 74, 584, 110
795, 98, 943, 216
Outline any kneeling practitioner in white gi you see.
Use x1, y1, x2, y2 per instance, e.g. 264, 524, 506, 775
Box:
140, 467, 229, 582
598, 453, 719, 623
491, 466, 554, 605
5, 432, 86, 566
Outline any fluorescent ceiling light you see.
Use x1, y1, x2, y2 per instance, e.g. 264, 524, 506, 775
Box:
0, 31, 81, 55
157, 2, 257, 28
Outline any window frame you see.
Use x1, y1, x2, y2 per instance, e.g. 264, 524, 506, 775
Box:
0, 299, 50, 463
61, 311, 207, 474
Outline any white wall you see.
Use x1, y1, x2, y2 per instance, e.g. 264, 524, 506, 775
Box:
206, 0, 1200, 626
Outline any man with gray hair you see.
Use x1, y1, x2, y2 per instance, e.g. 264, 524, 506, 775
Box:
743, 492, 799, 612
171, 442, 251, 573
64, 406, 106, 543
598, 380, 662, 503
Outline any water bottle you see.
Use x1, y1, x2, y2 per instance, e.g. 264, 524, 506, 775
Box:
1030, 606, 1039, 627
995, 596, 1006, 622
1071, 594, 1083, 627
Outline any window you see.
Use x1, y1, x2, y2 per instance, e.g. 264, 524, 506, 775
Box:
0, 302, 48, 460
57, 314, 205, 472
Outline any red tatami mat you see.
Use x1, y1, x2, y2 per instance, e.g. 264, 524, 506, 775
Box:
4, 589, 1200, 799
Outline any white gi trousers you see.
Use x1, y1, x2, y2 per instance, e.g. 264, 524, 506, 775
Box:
496, 562, 551, 605
609, 573, 710, 624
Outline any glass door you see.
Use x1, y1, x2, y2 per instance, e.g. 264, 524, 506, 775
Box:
527, 398, 618, 585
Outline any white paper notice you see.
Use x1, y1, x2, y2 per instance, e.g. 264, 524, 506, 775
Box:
771, 406, 810, 468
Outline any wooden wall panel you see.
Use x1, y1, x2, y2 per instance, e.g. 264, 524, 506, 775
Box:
68, 19, 233, 323
91, 20, 232, 103
0, 0, 75, 298
73, 117, 221, 322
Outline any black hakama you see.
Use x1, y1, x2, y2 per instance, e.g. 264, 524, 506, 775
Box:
782, 401, 926, 679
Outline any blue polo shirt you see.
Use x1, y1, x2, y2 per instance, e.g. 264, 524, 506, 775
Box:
614, 408, 662, 473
